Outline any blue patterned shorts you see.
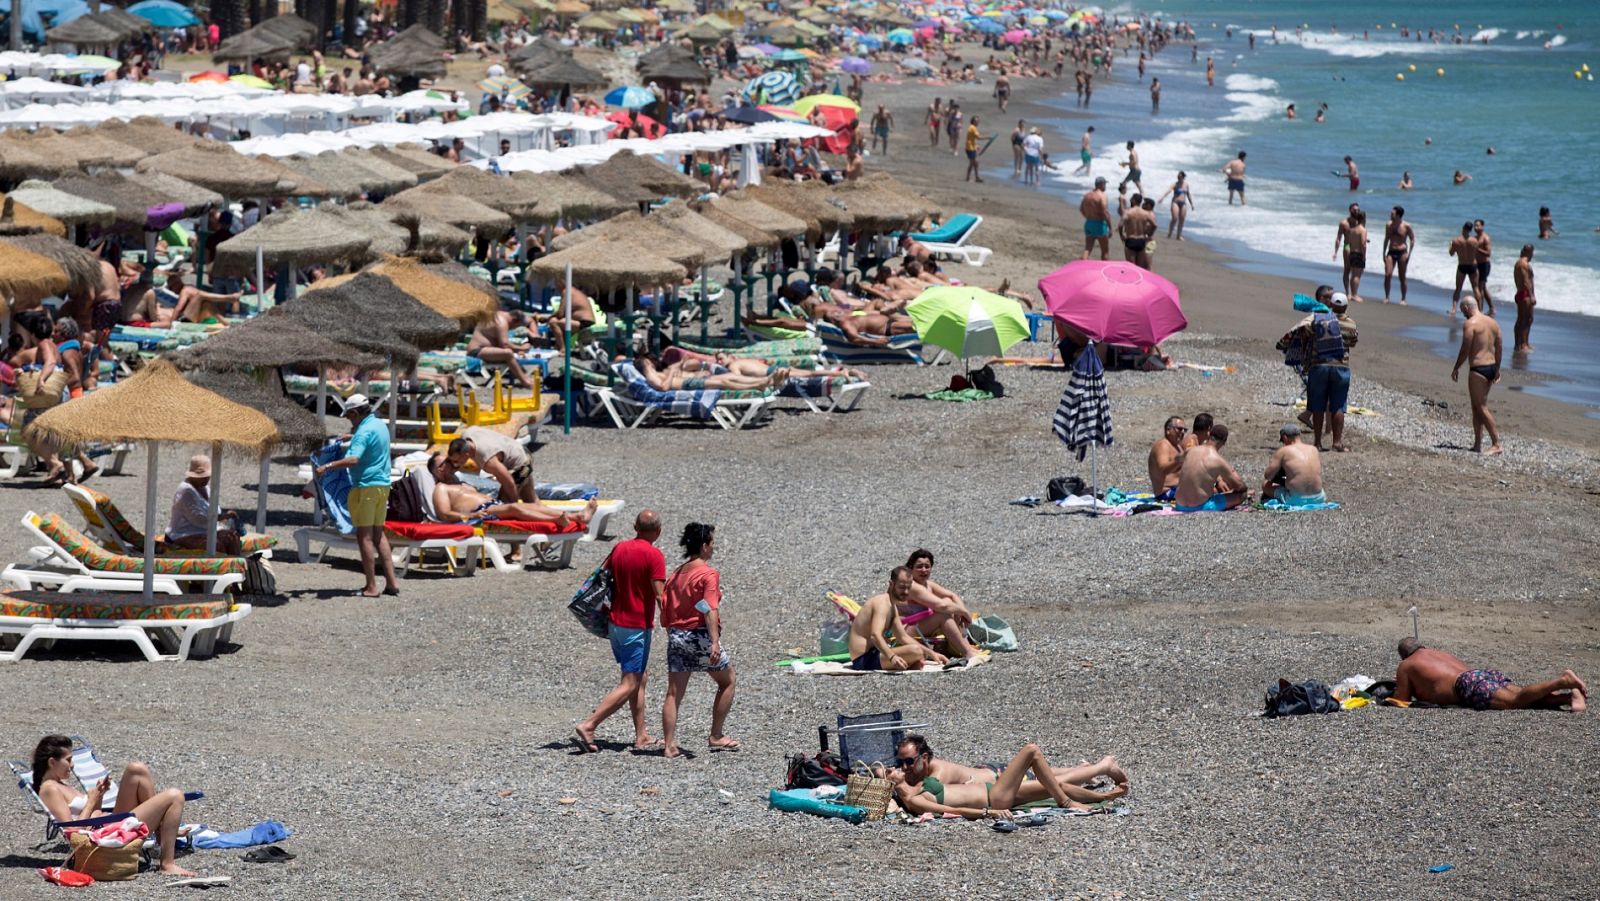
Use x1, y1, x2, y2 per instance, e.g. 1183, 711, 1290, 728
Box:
1454, 668, 1511, 710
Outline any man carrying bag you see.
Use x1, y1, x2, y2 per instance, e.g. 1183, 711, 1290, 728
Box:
573, 510, 666, 754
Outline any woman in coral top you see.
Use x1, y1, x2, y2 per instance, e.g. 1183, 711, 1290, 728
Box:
660, 523, 739, 758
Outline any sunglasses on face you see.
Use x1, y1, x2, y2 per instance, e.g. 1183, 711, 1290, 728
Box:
895, 756, 918, 769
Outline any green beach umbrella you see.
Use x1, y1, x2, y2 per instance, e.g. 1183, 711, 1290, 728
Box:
906, 286, 1030, 363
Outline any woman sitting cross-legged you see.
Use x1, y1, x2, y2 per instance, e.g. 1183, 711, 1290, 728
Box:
31, 735, 196, 876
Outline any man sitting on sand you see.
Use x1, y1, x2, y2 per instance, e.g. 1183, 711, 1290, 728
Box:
1260, 423, 1326, 506
848, 567, 948, 671
1147, 415, 1186, 500
892, 735, 1129, 818
427, 455, 596, 527
903, 549, 978, 659
1173, 424, 1249, 512
1394, 638, 1586, 712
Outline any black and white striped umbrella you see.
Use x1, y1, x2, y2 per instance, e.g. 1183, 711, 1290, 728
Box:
1052, 343, 1113, 462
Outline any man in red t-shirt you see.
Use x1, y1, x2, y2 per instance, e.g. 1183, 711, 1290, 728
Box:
575, 510, 666, 753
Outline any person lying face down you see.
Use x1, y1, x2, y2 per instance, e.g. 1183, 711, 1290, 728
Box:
1394, 639, 1586, 712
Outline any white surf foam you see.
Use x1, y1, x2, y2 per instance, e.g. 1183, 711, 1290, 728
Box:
1220, 92, 1281, 123
1546, 34, 1568, 48
1469, 28, 1503, 42
1223, 73, 1279, 92
1287, 32, 1483, 59
1514, 30, 1546, 40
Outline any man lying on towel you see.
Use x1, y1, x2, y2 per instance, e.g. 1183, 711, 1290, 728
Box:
1173, 424, 1249, 512
428, 455, 597, 528
889, 734, 1129, 819
1260, 423, 1327, 507
661, 347, 865, 382
848, 567, 948, 671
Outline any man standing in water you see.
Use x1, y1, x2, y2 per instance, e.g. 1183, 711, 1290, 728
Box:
1340, 155, 1359, 191
1080, 177, 1112, 261
1381, 206, 1414, 304
1473, 219, 1495, 316
1117, 140, 1143, 193
1451, 298, 1504, 455
1333, 203, 1362, 298
1150, 77, 1161, 114
1206, 55, 1215, 86
1512, 244, 1536, 352
1073, 125, 1095, 175
1448, 221, 1479, 316
1222, 151, 1247, 205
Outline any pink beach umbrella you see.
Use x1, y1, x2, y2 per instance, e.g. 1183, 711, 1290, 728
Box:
1038, 260, 1187, 348
1002, 29, 1031, 44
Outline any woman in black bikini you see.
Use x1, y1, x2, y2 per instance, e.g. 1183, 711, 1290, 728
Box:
1158, 171, 1193, 240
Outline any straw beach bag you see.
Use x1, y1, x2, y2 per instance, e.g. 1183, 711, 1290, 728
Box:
844, 763, 893, 821
66, 832, 143, 882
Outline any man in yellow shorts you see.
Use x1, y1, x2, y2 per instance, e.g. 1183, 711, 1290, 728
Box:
313, 394, 399, 597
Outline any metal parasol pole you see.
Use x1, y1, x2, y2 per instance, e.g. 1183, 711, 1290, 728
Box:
255, 454, 270, 535
205, 441, 222, 555
141, 444, 159, 601
563, 262, 573, 435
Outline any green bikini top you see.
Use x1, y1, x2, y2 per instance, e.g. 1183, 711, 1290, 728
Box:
920, 775, 945, 805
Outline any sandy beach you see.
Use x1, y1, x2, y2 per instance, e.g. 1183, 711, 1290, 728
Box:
2, 42, 1598, 901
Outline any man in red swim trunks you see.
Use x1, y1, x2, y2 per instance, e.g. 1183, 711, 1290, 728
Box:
1393, 638, 1586, 712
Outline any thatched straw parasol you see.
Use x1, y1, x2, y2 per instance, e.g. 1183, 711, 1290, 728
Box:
637, 44, 711, 83
52, 171, 221, 229
96, 8, 152, 35
381, 23, 448, 49
0, 234, 101, 298
308, 265, 493, 330
136, 143, 287, 197
417, 167, 543, 222
694, 203, 780, 250
518, 55, 606, 88
367, 144, 456, 180
339, 149, 420, 194
587, 151, 702, 199
700, 195, 808, 239
650, 203, 749, 258
552, 0, 591, 16
0, 195, 67, 238
26, 358, 278, 452
278, 151, 415, 199
0, 241, 69, 304
745, 181, 853, 239
529, 238, 685, 292
551, 210, 713, 269
509, 170, 628, 222
183, 369, 327, 453
212, 206, 375, 275
315, 202, 470, 260
212, 30, 296, 63
509, 35, 569, 69
5, 179, 117, 228
92, 117, 208, 155
282, 275, 461, 354
358, 256, 497, 327
830, 172, 940, 231
46, 15, 124, 45
0, 134, 73, 180
418, 258, 498, 295
25, 357, 280, 598
370, 42, 448, 79
252, 12, 319, 46
168, 305, 386, 373
60, 125, 149, 167
562, 165, 656, 207
2, 128, 118, 170
382, 186, 513, 237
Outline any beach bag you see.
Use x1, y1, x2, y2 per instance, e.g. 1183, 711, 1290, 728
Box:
785, 751, 846, 790
65, 833, 142, 882
16, 369, 70, 409
966, 614, 1018, 652
1310, 313, 1345, 362
240, 556, 277, 596
384, 474, 427, 523
567, 552, 614, 639
1047, 476, 1087, 502
844, 763, 894, 821
969, 364, 1004, 398
1263, 679, 1341, 718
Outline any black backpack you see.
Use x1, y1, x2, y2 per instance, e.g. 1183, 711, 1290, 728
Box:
969, 364, 1005, 398
385, 474, 426, 523
1264, 679, 1341, 718
1047, 475, 1087, 501
785, 751, 846, 789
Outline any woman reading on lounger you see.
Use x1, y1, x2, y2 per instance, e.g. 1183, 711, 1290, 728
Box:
31, 735, 196, 876
888, 739, 1128, 820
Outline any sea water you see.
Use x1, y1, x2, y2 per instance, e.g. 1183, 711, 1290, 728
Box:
1032, 0, 1600, 411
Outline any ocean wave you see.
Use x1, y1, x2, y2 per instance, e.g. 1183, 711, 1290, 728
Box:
1287, 33, 1485, 59
1221, 92, 1282, 122
1514, 30, 1546, 40
1469, 28, 1503, 42
1546, 34, 1568, 48
1224, 73, 1279, 92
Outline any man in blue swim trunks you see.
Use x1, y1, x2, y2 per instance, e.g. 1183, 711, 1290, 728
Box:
1394, 639, 1586, 712
847, 568, 946, 671
1079, 177, 1112, 260
1173, 423, 1249, 512
1260, 423, 1326, 506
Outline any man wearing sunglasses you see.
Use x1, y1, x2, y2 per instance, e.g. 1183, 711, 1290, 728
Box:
1147, 415, 1187, 501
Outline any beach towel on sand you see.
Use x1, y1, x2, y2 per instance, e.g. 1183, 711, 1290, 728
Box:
789, 654, 989, 676
190, 820, 292, 850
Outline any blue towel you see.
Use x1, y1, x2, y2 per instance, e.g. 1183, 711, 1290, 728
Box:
192, 820, 292, 849
537, 481, 600, 501
309, 442, 355, 535
1292, 293, 1331, 314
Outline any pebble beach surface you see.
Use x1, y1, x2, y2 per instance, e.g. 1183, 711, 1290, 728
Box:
3, 63, 1598, 901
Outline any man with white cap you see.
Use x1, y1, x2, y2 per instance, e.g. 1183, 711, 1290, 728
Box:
1276, 285, 1358, 452
167, 454, 242, 556
313, 394, 398, 597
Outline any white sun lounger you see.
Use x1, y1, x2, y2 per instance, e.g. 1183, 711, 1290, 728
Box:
0, 590, 250, 663
3, 513, 246, 595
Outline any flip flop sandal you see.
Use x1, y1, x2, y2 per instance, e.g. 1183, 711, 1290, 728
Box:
991, 820, 1017, 833
1013, 814, 1049, 827
241, 846, 295, 863
708, 739, 741, 752
169, 876, 233, 889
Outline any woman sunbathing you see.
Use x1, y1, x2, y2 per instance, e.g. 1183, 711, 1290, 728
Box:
890, 739, 1129, 820
634, 355, 787, 391
661, 347, 865, 382
31, 735, 196, 877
